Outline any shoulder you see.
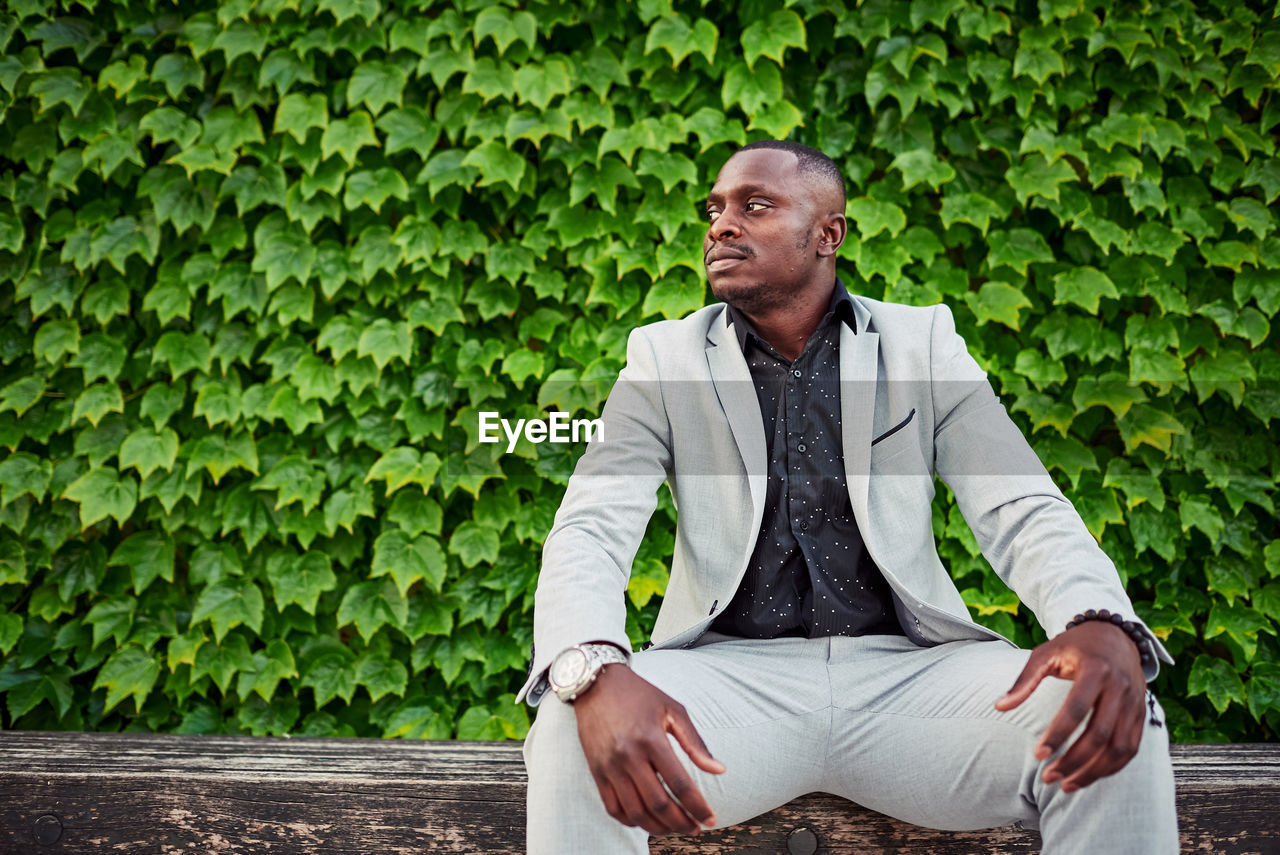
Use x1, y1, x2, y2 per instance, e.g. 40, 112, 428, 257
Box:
627, 303, 726, 347
851, 294, 954, 336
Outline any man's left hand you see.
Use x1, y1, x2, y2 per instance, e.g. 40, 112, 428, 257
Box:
994, 619, 1147, 793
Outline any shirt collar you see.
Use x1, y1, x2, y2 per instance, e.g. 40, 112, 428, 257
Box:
726, 277, 857, 354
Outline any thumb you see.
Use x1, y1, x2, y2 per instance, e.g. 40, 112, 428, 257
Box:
666, 707, 726, 775
995, 657, 1050, 711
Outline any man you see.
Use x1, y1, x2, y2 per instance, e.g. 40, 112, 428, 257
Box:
518, 140, 1179, 853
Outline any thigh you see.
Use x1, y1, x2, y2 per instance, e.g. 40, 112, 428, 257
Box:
823, 635, 1067, 830
626, 634, 835, 829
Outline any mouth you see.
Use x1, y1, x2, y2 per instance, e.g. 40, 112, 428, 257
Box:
707, 255, 747, 271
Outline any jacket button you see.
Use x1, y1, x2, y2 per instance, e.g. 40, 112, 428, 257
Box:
641, 641, 653, 651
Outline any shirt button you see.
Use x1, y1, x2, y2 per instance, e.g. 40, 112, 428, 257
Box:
800, 521, 809, 531
797, 443, 806, 452
792, 369, 802, 378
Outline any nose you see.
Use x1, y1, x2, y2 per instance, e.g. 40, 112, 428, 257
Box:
709, 210, 741, 240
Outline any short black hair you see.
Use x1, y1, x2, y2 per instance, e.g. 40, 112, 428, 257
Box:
735, 139, 847, 212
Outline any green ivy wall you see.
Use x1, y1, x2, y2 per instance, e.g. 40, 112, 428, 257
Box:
0, 0, 1277, 743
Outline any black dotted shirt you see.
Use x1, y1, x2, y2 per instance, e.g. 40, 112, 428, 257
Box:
710, 279, 904, 639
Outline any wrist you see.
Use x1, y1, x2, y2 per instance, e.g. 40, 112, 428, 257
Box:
549, 642, 630, 703
1064, 609, 1155, 670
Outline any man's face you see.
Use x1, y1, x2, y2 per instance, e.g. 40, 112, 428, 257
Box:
702, 148, 823, 314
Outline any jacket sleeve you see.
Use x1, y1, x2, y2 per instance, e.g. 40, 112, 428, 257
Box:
516, 327, 673, 706
928, 303, 1173, 681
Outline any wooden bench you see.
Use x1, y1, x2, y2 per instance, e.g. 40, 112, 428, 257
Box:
0, 731, 1275, 853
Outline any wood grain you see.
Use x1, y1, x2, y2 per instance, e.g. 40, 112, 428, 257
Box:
0, 732, 1275, 854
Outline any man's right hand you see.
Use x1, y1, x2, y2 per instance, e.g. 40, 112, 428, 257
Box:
572, 663, 726, 836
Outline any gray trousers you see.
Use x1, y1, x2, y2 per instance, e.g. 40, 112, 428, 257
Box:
524, 631, 1179, 853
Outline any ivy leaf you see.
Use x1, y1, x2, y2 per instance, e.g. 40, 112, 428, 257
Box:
645, 14, 718, 69
1204, 601, 1271, 660
263, 550, 335, 615
1187, 653, 1246, 714
186, 432, 260, 484
377, 106, 439, 157
365, 446, 441, 494
460, 140, 526, 191
192, 631, 254, 694
93, 646, 160, 715
721, 58, 781, 116
252, 225, 316, 291
513, 59, 571, 111
642, 272, 705, 320
337, 579, 409, 642
213, 18, 267, 63
939, 191, 1008, 234
1179, 495, 1224, 545
0, 613, 22, 655
1006, 154, 1076, 205
456, 694, 528, 740
347, 60, 407, 115
255, 456, 326, 514
1246, 662, 1280, 721
84, 595, 136, 649
354, 651, 409, 704
0, 453, 53, 506
986, 228, 1055, 276
890, 149, 956, 192
740, 9, 806, 70
343, 167, 409, 214
152, 330, 213, 380
382, 700, 452, 739
320, 110, 378, 164
118, 427, 179, 480
72, 383, 124, 428
470, 5, 535, 52
964, 280, 1031, 330
299, 651, 357, 709
448, 520, 500, 568
323, 481, 376, 535
34, 319, 80, 364
1188, 344, 1256, 407
373, 529, 447, 596
274, 92, 328, 144
62, 467, 137, 529
191, 578, 265, 643
357, 318, 413, 369
1052, 266, 1120, 313
236, 638, 299, 702
848, 197, 907, 240
0, 376, 46, 419
108, 530, 175, 595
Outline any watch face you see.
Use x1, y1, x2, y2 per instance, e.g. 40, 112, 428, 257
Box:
550, 648, 589, 689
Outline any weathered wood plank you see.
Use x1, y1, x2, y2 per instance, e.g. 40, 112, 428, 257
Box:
0, 732, 1276, 854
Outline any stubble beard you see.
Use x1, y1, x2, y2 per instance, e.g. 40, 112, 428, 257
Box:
711, 232, 814, 315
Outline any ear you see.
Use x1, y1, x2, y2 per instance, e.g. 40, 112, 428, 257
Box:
817, 213, 847, 258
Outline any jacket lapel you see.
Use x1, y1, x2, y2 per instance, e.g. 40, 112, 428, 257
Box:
840, 319, 880, 529
706, 310, 767, 522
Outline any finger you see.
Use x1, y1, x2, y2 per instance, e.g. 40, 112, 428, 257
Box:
1034, 674, 1102, 763
994, 656, 1050, 711
613, 771, 676, 836
1045, 680, 1122, 787
1060, 686, 1146, 792
666, 706, 726, 775
625, 756, 702, 836
650, 737, 717, 829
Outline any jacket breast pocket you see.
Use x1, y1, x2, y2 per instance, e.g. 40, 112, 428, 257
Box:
869, 408, 929, 477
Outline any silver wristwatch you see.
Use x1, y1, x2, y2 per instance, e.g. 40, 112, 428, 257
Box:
548, 643, 629, 702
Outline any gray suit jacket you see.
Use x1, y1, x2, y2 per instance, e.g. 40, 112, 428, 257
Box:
517, 295, 1173, 705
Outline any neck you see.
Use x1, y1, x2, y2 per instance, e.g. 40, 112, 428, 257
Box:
734, 280, 836, 361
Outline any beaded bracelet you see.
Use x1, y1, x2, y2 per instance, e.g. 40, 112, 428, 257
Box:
1064, 608, 1156, 670
1066, 609, 1164, 726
